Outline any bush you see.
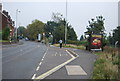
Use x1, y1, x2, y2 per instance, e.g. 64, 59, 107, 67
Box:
67, 40, 87, 46
0, 31, 2, 40
2, 27, 10, 40
95, 59, 105, 65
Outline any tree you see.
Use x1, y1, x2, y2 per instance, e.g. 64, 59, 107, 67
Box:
2, 27, 10, 40
112, 26, 120, 47
67, 26, 77, 41
17, 26, 26, 38
26, 19, 44, 40
51, 12, 63, 23
80, 35, 84, 41
44, 12, 77, 44
85, 16, 105, 35
45, 19, 77, 43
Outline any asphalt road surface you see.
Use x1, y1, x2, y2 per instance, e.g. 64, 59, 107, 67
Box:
2, 40, 47, 79
46, 48, 97, 79
2, 40, 97, 80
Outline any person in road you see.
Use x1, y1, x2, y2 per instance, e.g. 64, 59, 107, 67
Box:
59, 39, 63, 48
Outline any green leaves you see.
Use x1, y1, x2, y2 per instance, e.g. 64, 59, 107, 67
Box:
2, 27, 10, 40
26, 19, 44, 40
45, 20, 77, 44
86, 16, 105, 35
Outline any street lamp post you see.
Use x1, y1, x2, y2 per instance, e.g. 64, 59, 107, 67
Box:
65, 0, 67, 45
16, 9, 20, 41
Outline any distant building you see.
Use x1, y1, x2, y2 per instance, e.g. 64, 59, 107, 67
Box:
118, 1, 120, 26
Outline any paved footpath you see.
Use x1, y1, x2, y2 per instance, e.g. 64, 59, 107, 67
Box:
45, 47, 97, 79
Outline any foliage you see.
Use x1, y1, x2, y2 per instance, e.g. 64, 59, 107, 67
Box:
112, 26, 120, 47
85, 16, 105, 35
53, 44, 85, 50
0, 30, 2, 40
107, 26, 120, 48
67, 40, 87, 46
17, 26, 26, 37
92, 46, 119, 80
45, 14, 77, 44
80, 35, 84, 41
26, 19, 44, 41
67, 26, 77, 41
2, 27, 10, 40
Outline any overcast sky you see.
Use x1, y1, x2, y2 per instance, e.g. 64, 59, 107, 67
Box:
1, 0, 119, 39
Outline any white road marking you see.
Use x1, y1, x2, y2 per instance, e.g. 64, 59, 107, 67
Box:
65, 65, 87, 75
34, 50, 78, 79
39, 62, 42, 65
32, 48, 48, 79
54, 52, 57, 56
32, 74, 36, 79
66, 50, 75, 58
60, 54, 61, 56
36, 66, 40, 71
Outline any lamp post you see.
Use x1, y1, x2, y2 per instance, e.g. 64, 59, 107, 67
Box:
16, 9, 20, 41
65, 0, 67, 45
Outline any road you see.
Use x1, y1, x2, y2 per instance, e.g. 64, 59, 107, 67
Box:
2, 40, 47, 79
2, 40, 97, 80
46, 48, 97, 79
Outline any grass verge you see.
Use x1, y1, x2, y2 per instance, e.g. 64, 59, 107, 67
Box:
53, 44, 85, 50
0, 40, 9, 42
92, 46, 119, 80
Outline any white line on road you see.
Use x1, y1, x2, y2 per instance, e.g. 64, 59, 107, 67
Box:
60, 54, 61, 56
39, 62, 42, 65
36, 66, 40, 71
32, 48, 48, 79
34, 50, 78, 80
66, 50, 75, 58
32, 74, 36, 79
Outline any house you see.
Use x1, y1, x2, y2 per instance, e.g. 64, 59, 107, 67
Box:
0, 3, 15, 39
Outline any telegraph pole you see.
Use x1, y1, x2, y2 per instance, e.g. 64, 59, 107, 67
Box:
16, 9, 20, 41
65, 0, 67, 45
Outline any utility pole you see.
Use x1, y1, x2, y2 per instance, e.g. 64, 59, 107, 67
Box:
16, 9, 20, 41
65, 0, 67, 45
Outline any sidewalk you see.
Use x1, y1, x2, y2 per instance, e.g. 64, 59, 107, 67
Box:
2, 40, 23, 48
45, 48, 97, 79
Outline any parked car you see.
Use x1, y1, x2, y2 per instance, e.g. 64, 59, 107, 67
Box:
25, 37, 29, 41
